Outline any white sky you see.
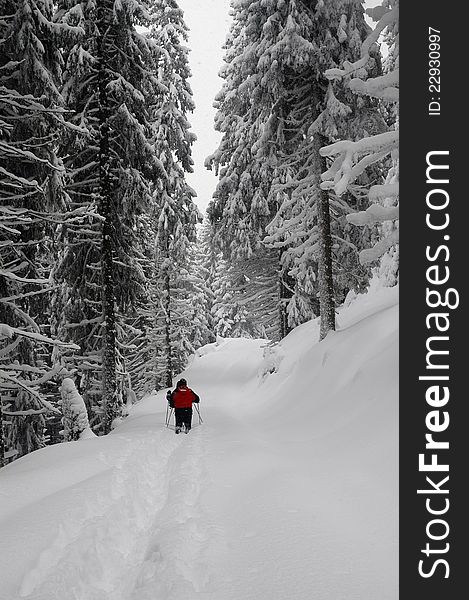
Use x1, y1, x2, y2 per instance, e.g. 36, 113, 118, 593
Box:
179, 0, 232, 213
180, 0, 383, 214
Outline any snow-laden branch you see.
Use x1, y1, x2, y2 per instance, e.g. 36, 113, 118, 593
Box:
369, 182, 399, 203
0, 167, 41, 190
0, 324, 80, 349
320, 131, 398, 196
349, 69, 399, 103
64, 316, 103, 329
325, 5, 399, 81
0, 141, 64, 171
359, 229, 399, 265
320, 130, 398, 160
347, 204, 399, 226
0, 364, 44, 374
3, 409, 48, 416
0, 286, 57, 303
0, 337, 21, 359
0, 268, 49, 285
0, 301, 40, 331
324, 5, 399, 104
0, 371, 61, 413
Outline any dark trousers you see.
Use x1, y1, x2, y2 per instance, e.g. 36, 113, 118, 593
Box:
175, 407, 192, 430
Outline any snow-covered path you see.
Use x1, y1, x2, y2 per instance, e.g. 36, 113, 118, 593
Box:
128, 411, 320, 600
0, 286, 398, 600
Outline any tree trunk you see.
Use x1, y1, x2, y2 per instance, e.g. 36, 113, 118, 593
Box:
164, 265, 173, 388
97, 3, 120, 433
316, 134, 336, 340
0, 400, 5, 468
101, 215, 119, 433
278, 254, 293, 340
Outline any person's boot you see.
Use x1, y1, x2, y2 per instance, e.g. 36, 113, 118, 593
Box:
175, 426, 181, 434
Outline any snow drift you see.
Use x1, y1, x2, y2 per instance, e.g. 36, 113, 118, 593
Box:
0, 283, 398, 600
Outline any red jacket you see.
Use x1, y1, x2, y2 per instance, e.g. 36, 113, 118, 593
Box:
171, 386, 199, 409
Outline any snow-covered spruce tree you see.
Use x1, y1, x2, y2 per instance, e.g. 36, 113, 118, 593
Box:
208, 0, 380, 341
192, 220, 274, 345
190, 217, 217, 344
209, 256, 253, 338
152, 194, 199, 388
210, 254, 238, 338
201, 213, 274, 339
118, 210, 158, 400
0, 0, 80, 461
320, 1, 399, 284
149, 236, 216, 393
200, 217, 271, 339
60, 377, 94, 441
106, 2, 200, 400
115, 1, 199, 397
206, 0, 283, 340
186, 239, 216, 350
251, 0, 384, 340
143, 0, 200, 390
53, 0, 166, 432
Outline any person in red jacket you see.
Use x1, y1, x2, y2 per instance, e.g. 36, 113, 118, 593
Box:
168, 378, 200, 434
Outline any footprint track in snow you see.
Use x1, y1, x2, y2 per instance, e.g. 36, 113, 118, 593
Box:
129, 428, 217, 600
19, 434, 181, 600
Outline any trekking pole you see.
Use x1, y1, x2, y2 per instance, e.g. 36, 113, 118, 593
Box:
195, 403, 203, 425
165, 405, 174, 428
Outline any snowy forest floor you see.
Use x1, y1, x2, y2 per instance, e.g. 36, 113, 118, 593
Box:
0, 283, 398, 600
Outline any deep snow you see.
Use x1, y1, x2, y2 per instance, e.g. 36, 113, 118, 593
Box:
0, 283, 398, 600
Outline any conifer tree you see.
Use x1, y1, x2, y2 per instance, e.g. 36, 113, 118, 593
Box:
211, 258, 251, 338
152, 194, 199, 387
320, 1, 399, 285
111, 0, 199, 397
145, 0, 200, 389
206, 1, 292, 341
187, 238, 216, 349
53, 0, 166, 431
259, 0, 384, 340
191, 218, 217, 341
209, 0, 380, 341
0, 0, 76, 459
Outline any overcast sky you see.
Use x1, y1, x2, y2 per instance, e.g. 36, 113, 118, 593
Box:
179, 0, 383, 214
178, 0, 231, 213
